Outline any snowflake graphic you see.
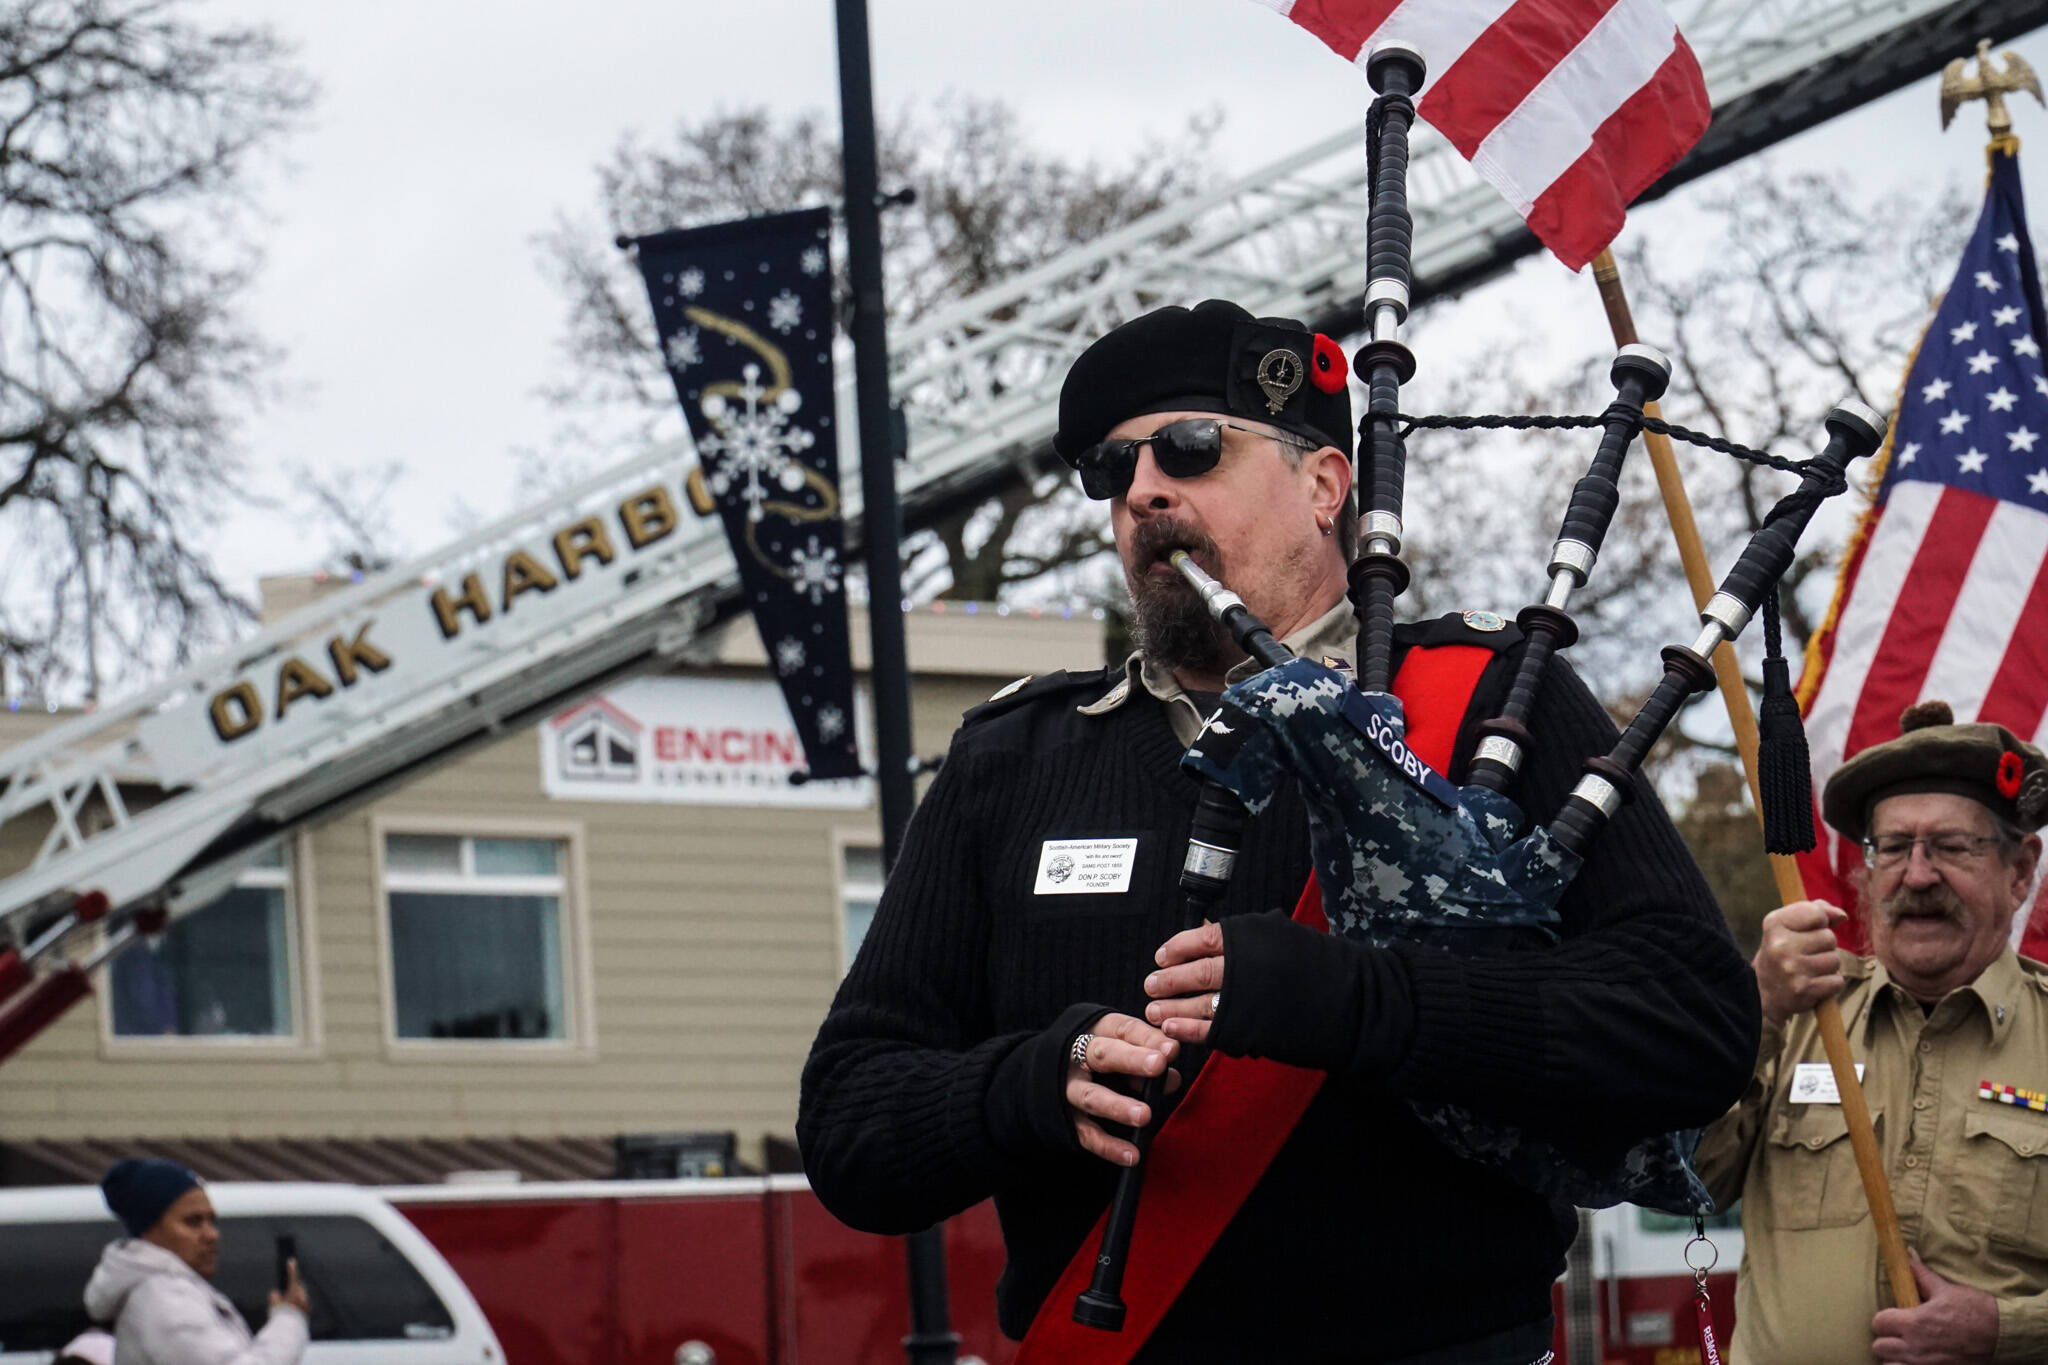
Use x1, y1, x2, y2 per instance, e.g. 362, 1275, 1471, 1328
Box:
767, 289, 803, 334
816, 703, 846, 743
698, 364, 815, 522
788, 534, 843, 605
775, 636, 807, 675
664, 328, 702, 372
801, 246, 827, 276
678, 268, 705, 298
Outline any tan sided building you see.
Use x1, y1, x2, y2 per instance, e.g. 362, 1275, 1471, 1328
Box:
0, 579, 1104, 1182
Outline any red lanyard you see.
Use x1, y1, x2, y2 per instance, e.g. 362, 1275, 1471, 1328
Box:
1689, 1212, 1723, 1365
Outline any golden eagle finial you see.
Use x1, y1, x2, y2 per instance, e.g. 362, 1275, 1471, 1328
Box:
1941, 38, 2044, 135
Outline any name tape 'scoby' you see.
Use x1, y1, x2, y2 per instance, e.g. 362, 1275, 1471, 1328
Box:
1355, 703, 1460, 809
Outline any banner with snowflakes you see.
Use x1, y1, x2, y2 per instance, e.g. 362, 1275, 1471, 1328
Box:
625, 206, 861, 781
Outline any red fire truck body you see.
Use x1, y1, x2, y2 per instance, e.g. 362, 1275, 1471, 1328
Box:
387, 1177, 1738, 1365
390, 1177, 1015, 1365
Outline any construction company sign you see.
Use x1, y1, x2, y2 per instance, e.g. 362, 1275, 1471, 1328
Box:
138, 477, 701, 788
541, 677, 872, 808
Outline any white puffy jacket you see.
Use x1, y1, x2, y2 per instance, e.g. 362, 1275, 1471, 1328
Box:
82, 1239, 307, 1365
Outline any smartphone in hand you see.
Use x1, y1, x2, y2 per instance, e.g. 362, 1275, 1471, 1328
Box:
274, 1234, 297, 1293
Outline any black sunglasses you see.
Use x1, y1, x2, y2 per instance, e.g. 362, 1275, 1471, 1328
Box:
1073, 418, 1319, 500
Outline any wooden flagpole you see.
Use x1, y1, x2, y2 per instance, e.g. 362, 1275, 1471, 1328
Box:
1588, 248, 1920, 1309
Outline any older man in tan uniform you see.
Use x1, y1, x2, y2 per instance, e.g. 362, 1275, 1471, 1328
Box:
1695, 701, 2048, 1364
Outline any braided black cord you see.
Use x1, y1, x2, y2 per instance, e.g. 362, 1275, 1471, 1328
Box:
1395, 411, 1844, 487
1758, 475, 1837, 533
1545, 412, 1873, 859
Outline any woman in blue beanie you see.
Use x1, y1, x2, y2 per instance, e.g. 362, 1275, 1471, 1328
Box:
82, 1159, 310, 1365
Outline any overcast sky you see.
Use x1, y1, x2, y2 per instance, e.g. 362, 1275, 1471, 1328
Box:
202, 0, 2048, 593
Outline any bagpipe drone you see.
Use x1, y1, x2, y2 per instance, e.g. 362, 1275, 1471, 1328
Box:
1073, 41, 1885, 1330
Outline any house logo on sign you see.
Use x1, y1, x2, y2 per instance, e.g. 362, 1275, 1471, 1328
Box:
552, 697, 642, 783
540, 677, 871, 810
1046, 854, 1074, 885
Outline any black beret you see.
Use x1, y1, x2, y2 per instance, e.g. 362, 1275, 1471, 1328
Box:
1821, 699, 2048, 843
1053, 300, 1354, 464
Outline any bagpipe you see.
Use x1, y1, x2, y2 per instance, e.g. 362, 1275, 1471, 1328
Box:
1073, 40, 1885, 1331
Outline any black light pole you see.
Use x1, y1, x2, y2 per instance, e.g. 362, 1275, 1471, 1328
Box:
833, 3, 958, 1364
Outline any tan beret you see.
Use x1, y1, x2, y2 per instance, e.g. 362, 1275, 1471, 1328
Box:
1821, 700, 2048, 843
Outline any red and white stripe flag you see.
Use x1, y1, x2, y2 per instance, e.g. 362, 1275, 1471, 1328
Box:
1797, 148, 2048, 959
1252, 0, 1710, 270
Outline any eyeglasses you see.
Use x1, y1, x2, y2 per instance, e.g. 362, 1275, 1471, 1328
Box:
1072, 418, 1319, 501
1861, 832, 2003, 869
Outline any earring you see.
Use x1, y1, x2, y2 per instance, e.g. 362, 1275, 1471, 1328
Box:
1316, 517, 1333, 537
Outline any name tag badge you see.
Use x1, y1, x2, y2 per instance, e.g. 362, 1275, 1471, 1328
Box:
1034, 838, 1139, 896
1790, 1061, 1866, 1105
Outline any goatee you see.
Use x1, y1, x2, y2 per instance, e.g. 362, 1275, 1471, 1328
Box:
1124, 517, 1232, 675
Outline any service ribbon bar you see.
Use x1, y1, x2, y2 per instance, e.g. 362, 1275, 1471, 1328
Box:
1980, 1080, 2048, 1113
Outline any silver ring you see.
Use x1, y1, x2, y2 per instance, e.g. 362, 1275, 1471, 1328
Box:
1069, 1032, 1094, 1070
1209, 993, 1221, 1019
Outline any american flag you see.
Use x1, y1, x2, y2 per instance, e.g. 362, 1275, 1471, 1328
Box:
1798, 147, 2048, 959
1251, 0, 1710, 270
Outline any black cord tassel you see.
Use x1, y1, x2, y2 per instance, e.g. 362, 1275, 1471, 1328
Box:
1756, 590, 1816, 854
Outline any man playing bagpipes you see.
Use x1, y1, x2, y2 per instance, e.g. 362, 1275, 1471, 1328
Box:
797, 296, 1762, 1362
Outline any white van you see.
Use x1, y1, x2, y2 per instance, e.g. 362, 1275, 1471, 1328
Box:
0, 1183, 503, 1365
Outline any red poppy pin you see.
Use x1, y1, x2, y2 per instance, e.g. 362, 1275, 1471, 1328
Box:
1311, 334, 1347, 394
1997, 750, 2025, 799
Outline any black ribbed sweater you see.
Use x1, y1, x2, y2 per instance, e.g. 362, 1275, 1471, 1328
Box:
798, 631, 1759, 1362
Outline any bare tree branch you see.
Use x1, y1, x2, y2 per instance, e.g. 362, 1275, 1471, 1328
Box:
534, 97, 1216, 598
0, 0, 314, 699
1402, 163, 1973, 791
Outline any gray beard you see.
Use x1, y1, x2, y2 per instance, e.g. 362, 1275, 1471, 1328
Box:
1131, 584, 1232, 675
1124, 517, 1232, 676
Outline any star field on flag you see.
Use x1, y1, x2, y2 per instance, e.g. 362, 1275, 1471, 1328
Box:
1888, 207, 2048, 508
1799, 146, 2048, 957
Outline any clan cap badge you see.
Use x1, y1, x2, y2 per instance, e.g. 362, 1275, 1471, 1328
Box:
1051, 299, 1355, 462
1255, 347, 1304, 414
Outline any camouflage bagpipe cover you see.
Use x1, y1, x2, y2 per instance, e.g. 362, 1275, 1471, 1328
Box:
1183, 655, 1707, 1213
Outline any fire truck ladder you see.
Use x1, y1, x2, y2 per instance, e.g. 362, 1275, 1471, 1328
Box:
0, 0, 2026, 1060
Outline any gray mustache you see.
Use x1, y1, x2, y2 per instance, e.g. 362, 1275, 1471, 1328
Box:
1876, 886, 1967, 925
